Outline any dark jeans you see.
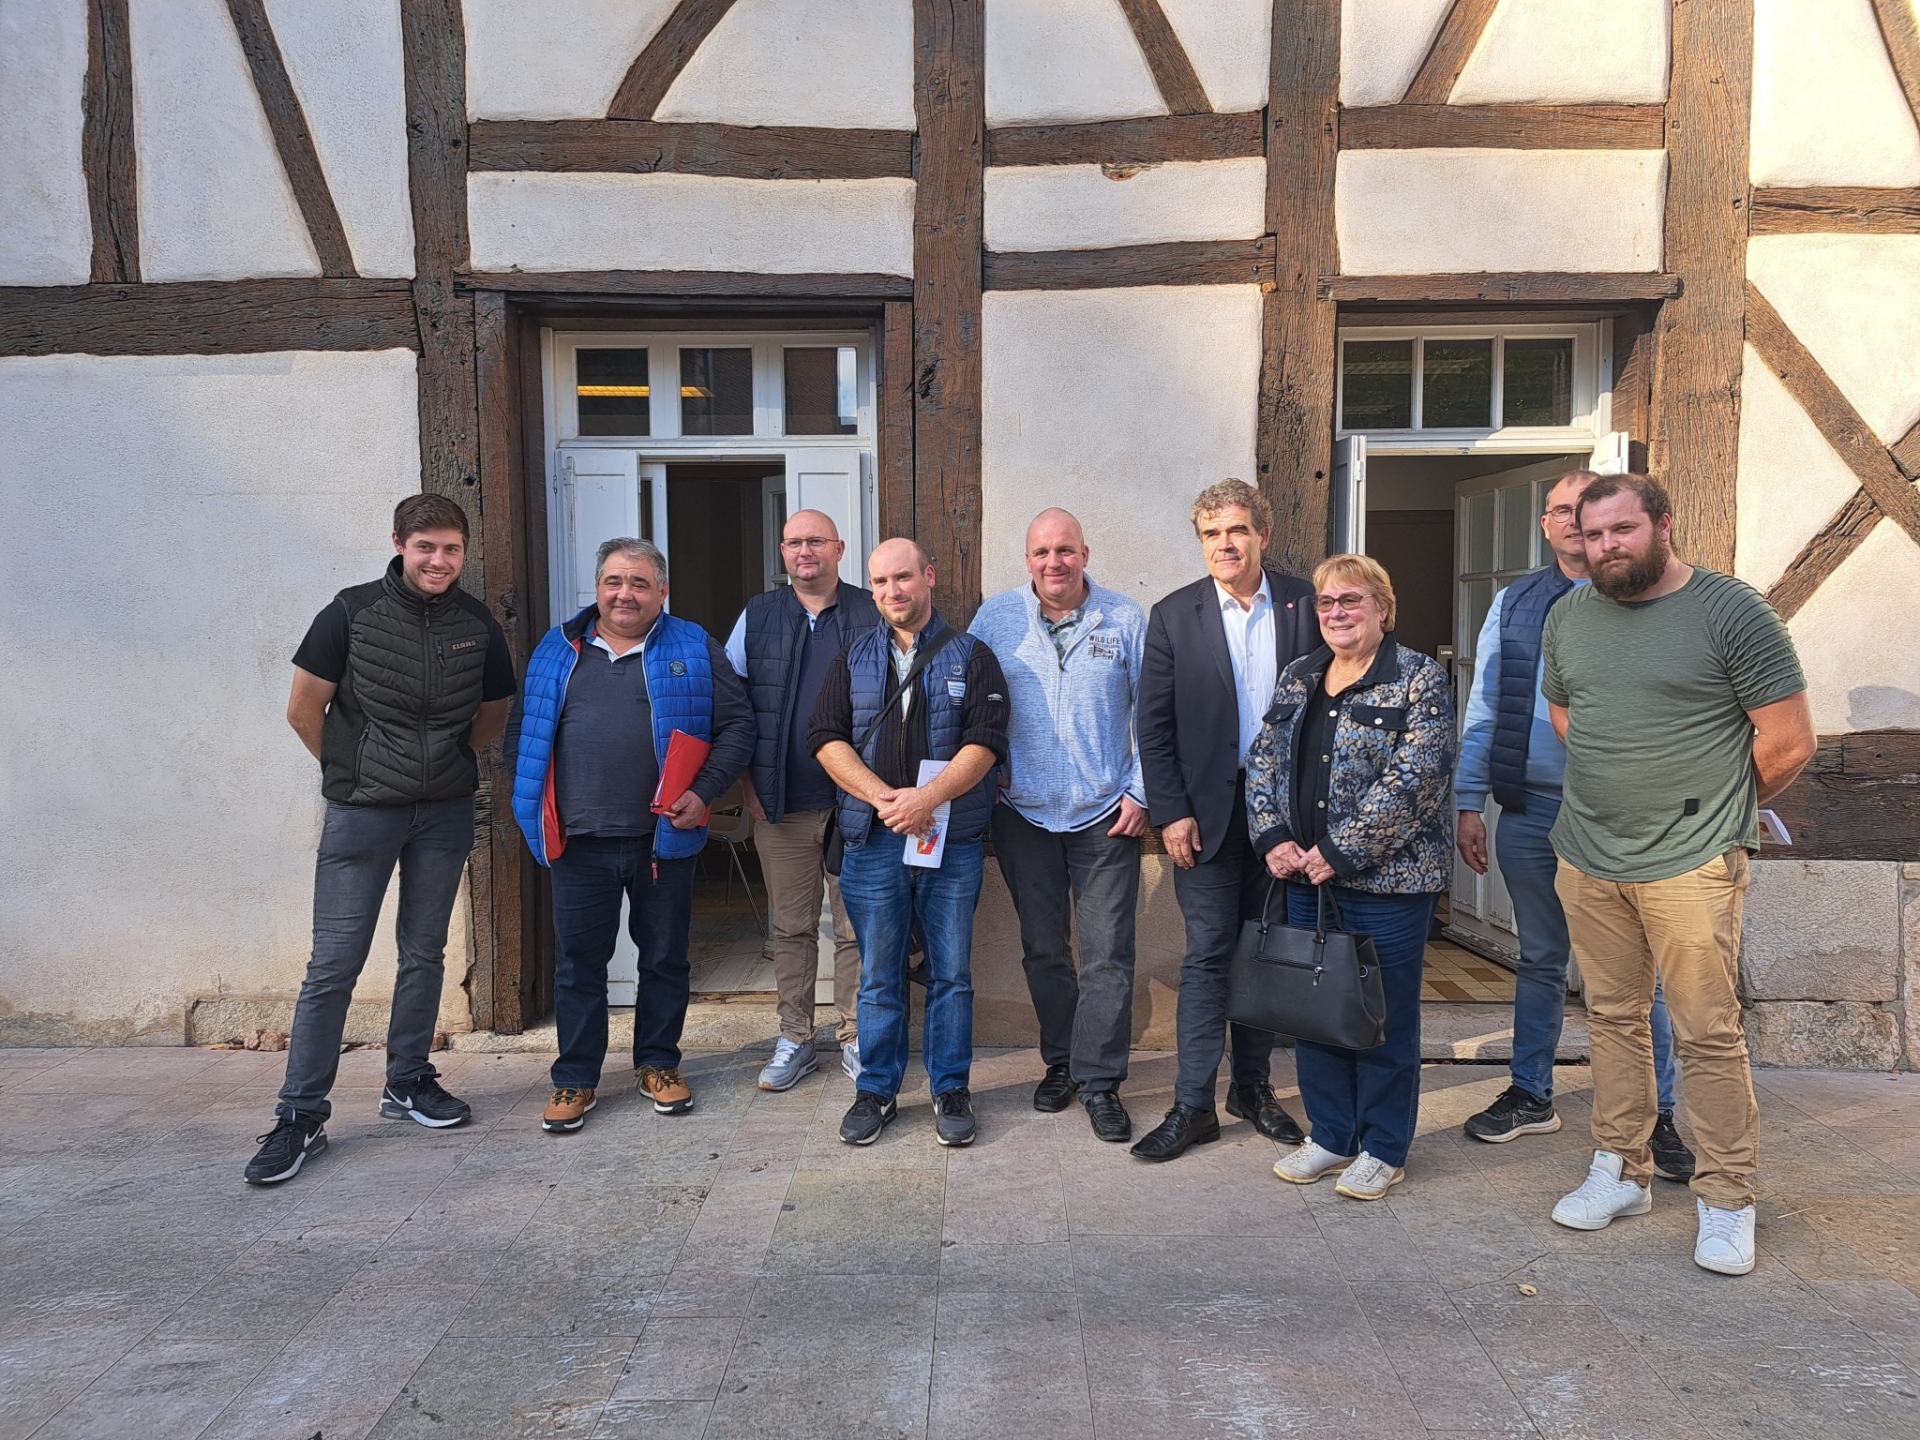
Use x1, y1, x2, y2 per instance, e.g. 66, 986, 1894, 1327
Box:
992, 803, 1140, 1093
1286, 884, 1435, 1169
278, 798, 474, 1121
549, 837, 696, 1088
839, 831, 985, 1100
1171, 784, 1277, 1111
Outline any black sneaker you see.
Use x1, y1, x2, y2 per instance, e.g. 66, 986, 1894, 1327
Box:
1464, 1085, 1562, 1143
934, 1088, 976, 1147
839, 1091, 898, 1146
243, 1112, 327, 1185
380, 1076, 471, 1129
1651, 1109, 1697, 1182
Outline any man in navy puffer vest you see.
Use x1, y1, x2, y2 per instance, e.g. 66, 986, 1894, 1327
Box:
508, 538, 752, 1132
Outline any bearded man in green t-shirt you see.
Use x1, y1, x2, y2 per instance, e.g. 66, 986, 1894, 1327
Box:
1539, 473, 1815, 1278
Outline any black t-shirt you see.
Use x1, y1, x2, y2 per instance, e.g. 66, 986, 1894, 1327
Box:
1294, 672, 1341, 852
782, 606, 845, 812
294, 595, 517, 701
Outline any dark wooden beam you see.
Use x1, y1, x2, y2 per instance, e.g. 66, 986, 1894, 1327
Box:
83, 0, 138, 283
1115, 0, 1211, 115
1750, 186, 1920, 235
1650, 0, 1751, 572
1871, 0, 1920, 134
468, 120, 914, 180
1402, 0, 1501, 106
878, 299, 915, 539
1766, 729, 1920, 862
608, 0, 738, 121
462, 270, 913, 299
1764, 487, 1882, 622
1321, 272, 1682, 304
224, 0, 356, 277
1339, 103, 1665, 151
986, 111, 1265, 167
0, 280, 418, 356
984, 237, 1274, 291
1259, 0, 1340, 576
911, 0, 985, 620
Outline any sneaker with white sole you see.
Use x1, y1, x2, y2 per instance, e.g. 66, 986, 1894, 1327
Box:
1694, 1198, 1756, 1275
841, 1040, 863, 1083
1552, 1150, 1653, 1231
379, 1076, 471, 1128
1335, 1151, 1405, 1201
1273, 1140, 1356, 1185
758, 1037, 818, 1092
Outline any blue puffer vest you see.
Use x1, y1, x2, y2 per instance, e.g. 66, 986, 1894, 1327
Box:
1491, 564, 1575, 814
837, 613, 997, 848
741, 582, 879, 822
510, 606, 715, 865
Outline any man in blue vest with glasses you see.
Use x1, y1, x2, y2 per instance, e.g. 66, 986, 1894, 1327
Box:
1455, 470, 1695, 1182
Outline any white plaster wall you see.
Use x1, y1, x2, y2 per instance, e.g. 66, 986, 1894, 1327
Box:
1452, 0, 1669, 106
0, 0, 91, 285
1749, 235, 1920, 444
0, 351, 422, 1040
264, 0, 415, 277
656, 0, 914, 129
1734, 345, 1865, 593
1340, 0, 1453, 108
984, 158, 1266, 252
1752, 0, 1920, 188
1787, 522, 1920, 731
467, 172, 915, 275
131, 0, 318, 281
1335, 149, 1666, 274
986, 0, 1163, 127
1159, 0, 1271, 115
464, 0, 677, 121
981, 287, 1263, 606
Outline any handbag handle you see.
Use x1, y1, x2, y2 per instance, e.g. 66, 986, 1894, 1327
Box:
1256, 876, 1348, 943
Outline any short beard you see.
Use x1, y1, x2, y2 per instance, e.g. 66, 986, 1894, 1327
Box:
1591, 534, 1669, 600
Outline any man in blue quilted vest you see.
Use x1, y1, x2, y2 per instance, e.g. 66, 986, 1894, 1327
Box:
810, 538, 1010, 1148
507, 538, 752, 1132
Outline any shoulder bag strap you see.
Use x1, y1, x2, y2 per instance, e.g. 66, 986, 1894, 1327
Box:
851, 629, 957, 762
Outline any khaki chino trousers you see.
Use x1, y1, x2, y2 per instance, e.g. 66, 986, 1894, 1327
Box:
1556, 850, 1759, 1210
756, 807, 861, 1047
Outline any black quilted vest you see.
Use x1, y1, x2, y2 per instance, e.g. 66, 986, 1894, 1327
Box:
319, 558, 496, 805
740, 582, 878, 822
1490, 563, 1575, 814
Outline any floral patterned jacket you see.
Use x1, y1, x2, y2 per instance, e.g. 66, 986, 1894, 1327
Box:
1245, 635, 1457, 895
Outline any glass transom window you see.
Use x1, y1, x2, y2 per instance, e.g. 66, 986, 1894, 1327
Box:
1336, 326, 1600, 439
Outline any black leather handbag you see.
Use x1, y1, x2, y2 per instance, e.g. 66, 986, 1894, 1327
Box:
1228, 881, 1388, 1050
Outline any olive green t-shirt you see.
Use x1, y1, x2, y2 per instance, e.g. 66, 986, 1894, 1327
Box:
1541, 567, 1805, 883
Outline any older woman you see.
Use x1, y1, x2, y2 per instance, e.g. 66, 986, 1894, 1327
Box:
1245, 554, 1456, 1200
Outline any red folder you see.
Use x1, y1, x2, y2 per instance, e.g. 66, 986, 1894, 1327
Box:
650, 729, 713, 815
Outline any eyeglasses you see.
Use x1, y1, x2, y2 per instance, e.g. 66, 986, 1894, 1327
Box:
781, 537, 835, 551
1546, 504, 1580, 521
1315, 591, 1372, 614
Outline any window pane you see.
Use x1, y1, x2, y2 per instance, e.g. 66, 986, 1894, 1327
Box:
1464, 491, 1495, 574
575, 348, 650, 436
1499, 484, 1536, 570
784, 346, 858, 435
680, 347, 754, 435
1422, 339, 1494, 428
1462, 578, 1495, 656
1503, 338, 1574, 426
1340, 340, 1413, 429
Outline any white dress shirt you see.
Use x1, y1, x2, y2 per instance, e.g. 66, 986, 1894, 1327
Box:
1215, 574, 1275, 766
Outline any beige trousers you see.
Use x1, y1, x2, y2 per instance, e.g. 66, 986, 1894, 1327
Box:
755, 807, 860, 1046
1556, 850, 1759, 1209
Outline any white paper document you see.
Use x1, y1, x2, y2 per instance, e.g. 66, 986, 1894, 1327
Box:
1758, 809, 1792, 846
902, 759, 950, 868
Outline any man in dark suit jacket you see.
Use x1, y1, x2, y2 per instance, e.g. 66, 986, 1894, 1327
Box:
1132, 479, 1321, 1161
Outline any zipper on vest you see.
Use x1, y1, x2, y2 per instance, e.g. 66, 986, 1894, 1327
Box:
419, 608, 431, 796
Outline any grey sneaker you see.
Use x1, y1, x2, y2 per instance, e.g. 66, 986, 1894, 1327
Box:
1464, 1085, 1561, 1143
934, 1088, 977, 1147
757, 1037, 817, 1092
841, 1039, 863, 1082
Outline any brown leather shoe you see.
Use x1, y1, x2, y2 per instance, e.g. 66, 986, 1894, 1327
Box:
636, 1065, 694, 1115
542, 1087, 596, 1133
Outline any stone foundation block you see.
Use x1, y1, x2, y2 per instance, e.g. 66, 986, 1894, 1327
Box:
1745, 1000, 1900, 1070
1740, 860, 1901, 1001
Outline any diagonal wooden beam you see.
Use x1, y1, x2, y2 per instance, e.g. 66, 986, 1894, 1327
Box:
608, 0, 738, 121
225, 0, 356, 277
83, 0, 138, 282
1766, 487, 1883, 621
1402, 0, 1501, 106
1870, 0, 1920, 134
1893, 418, 1920, 480
1114, 0, 1211, 115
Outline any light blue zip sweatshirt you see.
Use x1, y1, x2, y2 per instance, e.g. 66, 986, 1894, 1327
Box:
1454, 577, 1590, 812
969, 577, 1147, 832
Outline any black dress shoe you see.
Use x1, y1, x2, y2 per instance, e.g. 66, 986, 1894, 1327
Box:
1226, 1082, 1306, 1145
1129, 1103, 1220, 1162
1032, 1063, 1078, 1112
1083, 1091, 1131, 1143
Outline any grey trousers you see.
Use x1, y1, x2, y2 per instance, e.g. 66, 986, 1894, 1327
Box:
277, 798, 473, 1121
991, 803, 1141, 1094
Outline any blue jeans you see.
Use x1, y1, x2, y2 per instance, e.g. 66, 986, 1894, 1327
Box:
838, 831, 984, 1099
1286, 885, 1435, 1169
549, 837, 696, 1087
1496, 796, 1677, 1109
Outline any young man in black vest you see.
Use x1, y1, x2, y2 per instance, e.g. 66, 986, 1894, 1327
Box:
724, 509, 878, 1091
245, 495, 515, 1185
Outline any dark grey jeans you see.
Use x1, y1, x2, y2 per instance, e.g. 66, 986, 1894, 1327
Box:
991, 803, 1140, 1094
277, 798, 474, 1121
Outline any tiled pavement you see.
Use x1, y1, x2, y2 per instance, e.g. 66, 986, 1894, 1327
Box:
1, 1046, 1917, 1440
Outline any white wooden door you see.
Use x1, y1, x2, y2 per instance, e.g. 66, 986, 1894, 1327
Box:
1330, 434, 1367, 553
560, 449, 640, 614
785, 448, 865, 584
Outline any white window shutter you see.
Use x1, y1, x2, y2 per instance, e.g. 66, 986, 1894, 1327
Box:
1590, 430, 1631, 475
786, 447, 864, 584
1331, 434, 1368, 554
561, 449, 641, 613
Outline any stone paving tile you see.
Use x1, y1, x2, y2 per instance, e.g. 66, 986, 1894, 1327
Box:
28, 1336, 283, 1440
766, 1167, 945, 1276
589, 1396, 713, 1440
368, 1335, 635, 1440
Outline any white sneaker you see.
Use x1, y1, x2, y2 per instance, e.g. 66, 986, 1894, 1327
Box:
841, 1040, 863, 1083
757, 1037, 817, 1092
1335, 1151, 1405, 1201
1552, 1150, 1653, 1231
1273, 1140, 1355, 1185
1694, 1198, 1757, 1275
